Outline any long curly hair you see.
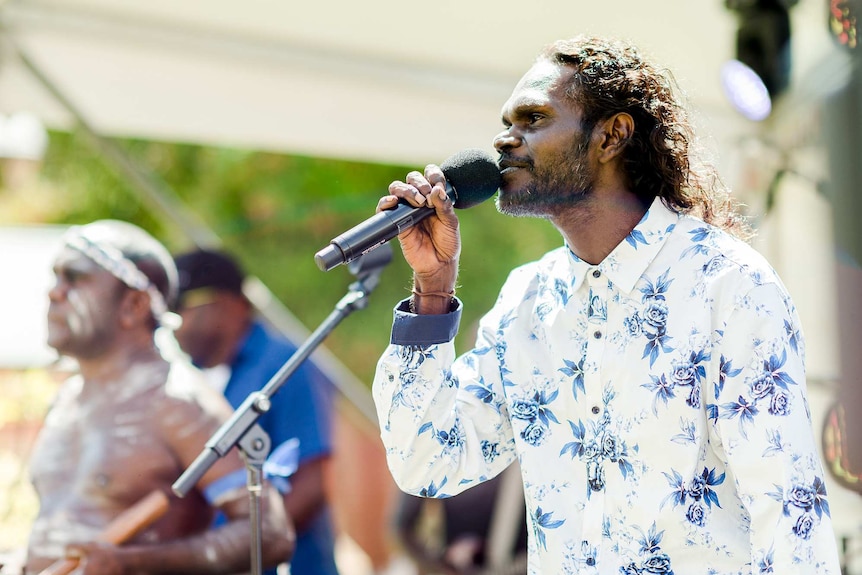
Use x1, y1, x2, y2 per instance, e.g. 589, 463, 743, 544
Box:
541, 36, 751, 238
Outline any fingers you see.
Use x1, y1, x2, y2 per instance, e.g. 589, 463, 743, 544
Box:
423, 164, 451, 209
406, 170, 434, 200
424, 164, 445, 190
385, 171, 428, 208
65, 545, 88, 559
375, 194, 399, 214
381, 164, 449, 209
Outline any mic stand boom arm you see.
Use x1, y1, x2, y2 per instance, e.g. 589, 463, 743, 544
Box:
171, 244, 393, 575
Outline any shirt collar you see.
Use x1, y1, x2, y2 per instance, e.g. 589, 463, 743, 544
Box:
566, 197, 680, 295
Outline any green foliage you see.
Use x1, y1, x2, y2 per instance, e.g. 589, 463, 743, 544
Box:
19, 130, 564, 386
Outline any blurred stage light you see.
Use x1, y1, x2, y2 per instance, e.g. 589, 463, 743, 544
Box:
724, 0, 797, 120
721, 59, 773, 120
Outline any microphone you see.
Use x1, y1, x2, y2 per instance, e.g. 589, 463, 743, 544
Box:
314, 149, 501, 272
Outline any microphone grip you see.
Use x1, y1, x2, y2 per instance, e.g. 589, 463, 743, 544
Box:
315, 202, 436, 271
37, 490, 170, 575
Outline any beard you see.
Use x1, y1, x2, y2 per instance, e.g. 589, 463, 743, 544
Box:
496, 134, 594, 218
46, 284, 125, 359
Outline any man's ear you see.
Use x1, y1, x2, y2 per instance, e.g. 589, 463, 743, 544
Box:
596, 112, 634, 164
118, 289, 152, 328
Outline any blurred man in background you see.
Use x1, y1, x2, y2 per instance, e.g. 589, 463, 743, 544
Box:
27, 220, 293, 575
173, 248, 339, 575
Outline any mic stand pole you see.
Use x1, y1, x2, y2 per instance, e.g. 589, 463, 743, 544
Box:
238, 423, 270, 575
171, 245, 393, 575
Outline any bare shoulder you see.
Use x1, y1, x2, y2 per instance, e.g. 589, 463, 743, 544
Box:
162, 359, 234, 420
148, 359, 234, 443
151, 359, 241, 466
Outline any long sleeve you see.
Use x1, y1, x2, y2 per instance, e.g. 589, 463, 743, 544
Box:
373, 298, 517, 498
709, 281, 841, 573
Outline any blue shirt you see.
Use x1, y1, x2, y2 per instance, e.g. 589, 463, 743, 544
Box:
226, 320, 338, 575
373, 198, 841, 574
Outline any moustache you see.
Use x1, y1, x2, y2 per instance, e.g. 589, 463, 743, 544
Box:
497, 155, 533, 171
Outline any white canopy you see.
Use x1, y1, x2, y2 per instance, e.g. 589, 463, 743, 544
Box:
0, 0, 828, 166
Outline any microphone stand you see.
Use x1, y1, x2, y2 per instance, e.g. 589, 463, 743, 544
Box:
171, 244, 393, 575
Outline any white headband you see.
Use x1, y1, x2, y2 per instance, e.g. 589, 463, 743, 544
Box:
64, 228, 182, 331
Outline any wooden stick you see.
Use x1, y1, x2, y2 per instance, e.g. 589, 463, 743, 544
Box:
37, 490, 170, 575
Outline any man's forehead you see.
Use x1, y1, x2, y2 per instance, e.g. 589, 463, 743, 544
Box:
519, 60, 567, 90
503, 61, 571, 110
52, 247, 103, 273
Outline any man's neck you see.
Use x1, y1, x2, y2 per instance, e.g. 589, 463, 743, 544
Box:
75, 338, 161, 393
553, 190, 652, 265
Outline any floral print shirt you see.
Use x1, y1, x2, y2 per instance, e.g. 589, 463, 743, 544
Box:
373, 198, 841, 574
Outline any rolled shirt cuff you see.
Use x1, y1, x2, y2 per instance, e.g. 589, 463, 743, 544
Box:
390, 297, 461, 346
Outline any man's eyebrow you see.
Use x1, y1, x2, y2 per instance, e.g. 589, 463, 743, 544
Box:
502, 98, 552, 122
53, 259, 98, 275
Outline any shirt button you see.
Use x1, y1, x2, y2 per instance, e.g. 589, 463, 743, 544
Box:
592, 269, 601, 278
591, 405, 600, 414
593, 330, 602, 339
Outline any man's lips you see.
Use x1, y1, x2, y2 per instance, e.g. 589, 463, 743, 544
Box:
46, 309, 68, 325
498, 159, 531, 175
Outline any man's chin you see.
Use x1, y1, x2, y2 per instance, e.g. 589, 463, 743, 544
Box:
495, 195, 547, 218
45, 332, 66, 354
495, 192, 519, 215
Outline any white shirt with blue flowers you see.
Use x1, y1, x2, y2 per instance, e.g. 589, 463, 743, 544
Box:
373, 198, 842, 574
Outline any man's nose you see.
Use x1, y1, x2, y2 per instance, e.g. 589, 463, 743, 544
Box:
47, 279, 66, 301
493, 128, 520, 152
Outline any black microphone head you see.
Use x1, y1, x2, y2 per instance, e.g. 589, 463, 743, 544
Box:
440, 149, 501, 209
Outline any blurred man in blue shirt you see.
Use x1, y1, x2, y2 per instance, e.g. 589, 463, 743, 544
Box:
173, 249, 339, 575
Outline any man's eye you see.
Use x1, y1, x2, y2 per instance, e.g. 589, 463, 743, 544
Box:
63, 270, 82, 284
529, 113, 544, 124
